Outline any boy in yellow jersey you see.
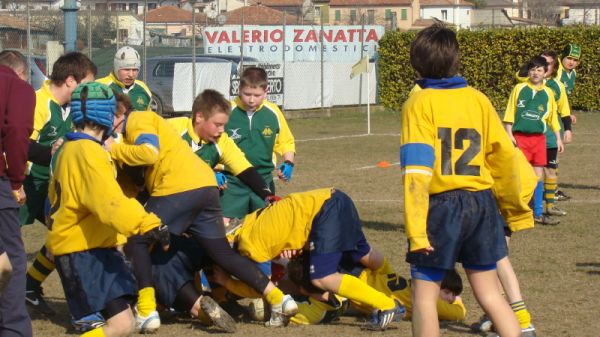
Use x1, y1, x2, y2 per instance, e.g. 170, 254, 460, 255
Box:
97, 46, 152, 111
23, 52, 97, 316
104, 105, 297, 331
284, 255, 466, 325
221, 188, 404, 330
167, 89, 276, 202
504, 56, 563, 226
401, 24, 526, 337
47, 82, 169, 337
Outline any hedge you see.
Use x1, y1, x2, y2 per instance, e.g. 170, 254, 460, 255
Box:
378, 26, 600, 112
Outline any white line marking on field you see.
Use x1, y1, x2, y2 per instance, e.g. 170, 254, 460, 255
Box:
351, 199, 600, 204
353, 162, 400, 170
297, 133, 400, 142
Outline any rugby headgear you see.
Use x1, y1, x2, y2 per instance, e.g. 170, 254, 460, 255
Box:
71, 82, 116, 131
114, 46, 141, 74
561, 43, 581, 60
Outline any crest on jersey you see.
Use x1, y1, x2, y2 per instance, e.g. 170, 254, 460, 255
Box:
262, 126, 273, 137
517, 100, 526, 108
136, 96, 145, 106
229, 128, 242, 140
538, 105, 545, 112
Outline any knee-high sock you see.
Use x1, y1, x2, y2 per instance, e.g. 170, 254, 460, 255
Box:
137, 287, 157, 316
544, 177, 557, 210
511, 300, 532, 329
80, 327, 105, 337
337, 274, 395, 311
534, 181, 544, 217
26, 244, 55, 290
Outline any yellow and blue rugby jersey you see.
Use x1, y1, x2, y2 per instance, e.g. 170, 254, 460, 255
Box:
109, 110, 217, 196
97, 73, 152, 111
350, 268, 466, 321
503, 82, 560, 134
228, 97, 295, 177
47, 134, 161, 256
167, 117, 252, 175
401, 85, 523, 251
235, 188, 333, 263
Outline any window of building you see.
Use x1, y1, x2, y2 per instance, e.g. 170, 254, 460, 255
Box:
385, 9, 391, 20
350, 9, 357, 24
118, 29, 128, 42
401, 8, 407, 20
441, 9, 448, 21
95, 3, 107, 10
315, 6, 321, 22
367, 9, 375, 24
335, 9, 341, 21
129, 3, 138, 13
147, 3, 157, 10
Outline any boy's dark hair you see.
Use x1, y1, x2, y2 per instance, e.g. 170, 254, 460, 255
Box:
50, 52, 97, 85
287, 254, 325, 294
0, 50, 28, 72
541, 50, 559, 78
526, 55, 548, 72
410, 24, 460, 79
239, 66, 268, 90
440, 268, 463, 296
112, 89, 133, 117
192, 89, 231, 121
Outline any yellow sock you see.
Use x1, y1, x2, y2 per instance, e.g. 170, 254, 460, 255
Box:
137, 287, 157, 317
264, 287, 284, 306
375, 257, 394, 275
511, 300, 531, 329
337, 274, 395, 311
27, 245, 55, 285
80, 327, 105, 337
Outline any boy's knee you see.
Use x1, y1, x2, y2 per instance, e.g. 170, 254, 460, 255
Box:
310, 274, 335, 292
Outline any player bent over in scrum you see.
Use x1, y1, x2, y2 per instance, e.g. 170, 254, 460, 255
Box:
216, 188, 404, 330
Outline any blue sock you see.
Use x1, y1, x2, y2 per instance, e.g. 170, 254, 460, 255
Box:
534, 180, 544, 217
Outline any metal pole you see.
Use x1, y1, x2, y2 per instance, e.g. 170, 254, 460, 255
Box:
320, 10, 324, 114
27, 0, 31, 85
88, 5, 92, 58
143, 0, 147, 82
116, 11, 120, 50
359, 11, 365, 109
282, 10, 286, 109
192, 2, 197, 98
240, 5, 244, 68
62, 0, 79, 52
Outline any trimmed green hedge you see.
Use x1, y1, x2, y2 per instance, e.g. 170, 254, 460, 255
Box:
378, 26, 600, 112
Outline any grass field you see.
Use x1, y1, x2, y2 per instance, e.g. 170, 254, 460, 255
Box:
23, 108, 600, 336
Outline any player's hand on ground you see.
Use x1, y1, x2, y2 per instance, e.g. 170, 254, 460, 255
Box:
563, 130, 573, 144
51, 138, 64, 155
278, 160, 294, 182
571, 114, 577, 125
265, 194, 282, 206
280, 249, 300, 260
12, 186, 26, 205
215, 171, 228, 190
146, 223, 170, 251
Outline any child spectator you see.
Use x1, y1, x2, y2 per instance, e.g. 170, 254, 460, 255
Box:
503, 56, 563, 225
400, 24, 525, 337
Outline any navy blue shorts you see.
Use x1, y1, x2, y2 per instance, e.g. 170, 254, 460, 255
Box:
145, 187, 225, 239
308, 190, 371, 279
151, 235, 208, 308
54, 248, 137, 319
406, 189, 508, 270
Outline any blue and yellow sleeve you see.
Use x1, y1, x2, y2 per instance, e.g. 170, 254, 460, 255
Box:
110, 112, 160, 166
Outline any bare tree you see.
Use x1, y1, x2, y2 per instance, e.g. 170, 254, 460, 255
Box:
527, 0, 561, 25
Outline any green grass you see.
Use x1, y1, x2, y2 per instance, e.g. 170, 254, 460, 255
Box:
23, 110, 600, 336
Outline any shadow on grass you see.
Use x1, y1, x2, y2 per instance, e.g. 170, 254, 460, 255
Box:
576, 262, 600, 268
441, 321, 480, 335
362, 221, 404, 232
576, 262, 600, 276
28, 297, 73, 334
559, 183, 600, 191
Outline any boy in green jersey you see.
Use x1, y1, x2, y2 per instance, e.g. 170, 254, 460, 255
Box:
222, 67, 295, 219
97, 46, 152, 112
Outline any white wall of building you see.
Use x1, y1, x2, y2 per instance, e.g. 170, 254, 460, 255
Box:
421, 5, 472, 28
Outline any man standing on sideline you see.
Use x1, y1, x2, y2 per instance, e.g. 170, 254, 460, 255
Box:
0, 50, 35, 337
